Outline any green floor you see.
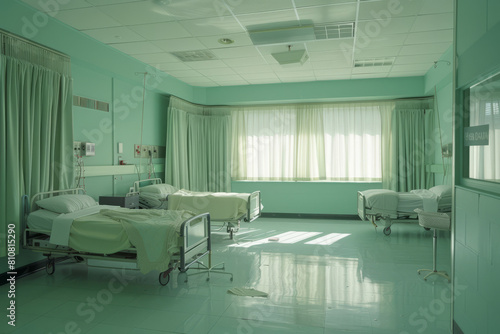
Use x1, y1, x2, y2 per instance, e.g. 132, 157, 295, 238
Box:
1, 218, 452, 334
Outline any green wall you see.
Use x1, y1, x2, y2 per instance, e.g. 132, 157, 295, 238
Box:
424, 46, 454, 186
454, 0, 500, 332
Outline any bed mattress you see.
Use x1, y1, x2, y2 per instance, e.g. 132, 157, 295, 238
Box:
27, 207, 132, 254
167, 189, 250, 221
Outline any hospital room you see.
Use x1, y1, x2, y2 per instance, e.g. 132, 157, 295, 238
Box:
1, 0, 499, 333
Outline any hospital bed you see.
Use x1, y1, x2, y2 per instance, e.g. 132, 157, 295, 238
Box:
132, 178, 262, 239
22, 188, 226, 285
357, 185, 452, 235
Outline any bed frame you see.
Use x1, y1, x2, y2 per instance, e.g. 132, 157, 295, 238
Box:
132, 178, 262, 239
21, 188, 217, 285
357, 191, 417, 236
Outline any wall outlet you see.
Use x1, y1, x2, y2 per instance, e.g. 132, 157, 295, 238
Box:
73, 141, 82, 156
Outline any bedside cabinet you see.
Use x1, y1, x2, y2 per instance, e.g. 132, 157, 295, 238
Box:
99, 194, 139, 209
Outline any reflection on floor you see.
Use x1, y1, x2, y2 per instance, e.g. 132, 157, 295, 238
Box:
1, 218, 452, 334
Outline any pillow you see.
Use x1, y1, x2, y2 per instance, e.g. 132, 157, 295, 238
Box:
36, 194, 97, 214
140, 184, 178, 195
429, 185, 452, 198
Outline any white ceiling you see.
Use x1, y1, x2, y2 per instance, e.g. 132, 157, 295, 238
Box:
21, 0, 453, 87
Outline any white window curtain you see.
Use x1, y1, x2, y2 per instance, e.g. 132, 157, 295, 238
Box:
469, 99, 500, 180
165, 97, 231, 192
231, 102, 389, 182
0, 31, 73, 257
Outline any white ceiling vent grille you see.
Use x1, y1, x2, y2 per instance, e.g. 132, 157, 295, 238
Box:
354, 57, 395, 67
314, 23, 355, 40
171, 50, 217, 62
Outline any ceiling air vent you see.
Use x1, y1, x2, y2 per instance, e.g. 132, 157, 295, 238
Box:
171, 50, 217, 62
354, 57, 395, 67
314, 23, 355, 40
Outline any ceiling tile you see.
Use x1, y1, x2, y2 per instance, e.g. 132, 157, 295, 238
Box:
110, 41, 164, 55
391, 63, 432, 72
399, 43, 450, 56
311, 59, 351, 69
411, 13, 453, 32
387, 71, 425, 78
154, 62, 192, 71
197, 33, 253, 49
50, 7, 121, 30
306, 39, 353, 53
133, 53, 180, 63
98, 2, 174, 25
351, 66, 391, 74
21, 0, 92, 12
394, 54, 445, 66
82, 26, 146, 44
245, 77, 281, 84
404, 29, 453, 45
279, 75, 315, 82
308, 51, 350, 62
314, 67, 352, 76
165, 69, 203, 77
356, 46, 402, 58
351, 73, 388, 79
86, 0, 144, 5
211, 46, 262, 59
295, 0, 357, 7
355, 34, 407, 48
358, 0, 423, 20
230, 0, 294, 15
152, 38, 206, 52
223, 57, 268, 68
197, 67, 237, 76
233, 65, 275, 74
186, 60, 228, 69
356, 16, 416, 36
240, 72, 279, 80
130, 22, 191, 40
296, 3, 358, 25
179, 16, 245, 37
236, 10, 299, 30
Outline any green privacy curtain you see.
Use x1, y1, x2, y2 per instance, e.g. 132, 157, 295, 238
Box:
0, 33, 73, 257
165, 96, 231, 192
386, 100, 435, 192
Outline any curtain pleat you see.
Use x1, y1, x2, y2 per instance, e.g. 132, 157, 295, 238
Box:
0, 51, 73, 257
165, 97, 231, 192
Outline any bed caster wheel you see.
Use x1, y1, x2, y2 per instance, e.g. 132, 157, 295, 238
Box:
73, 256, 85, 263
383, 227, 391, 236
46, 258, 55, 275
159, 271, 171, 286
424, 227, 431, 231
229, 230, 234, 239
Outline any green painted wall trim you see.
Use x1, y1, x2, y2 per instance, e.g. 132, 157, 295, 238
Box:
203, 76, 426, 105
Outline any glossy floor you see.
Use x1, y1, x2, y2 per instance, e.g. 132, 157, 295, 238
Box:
1, 218, 452, 334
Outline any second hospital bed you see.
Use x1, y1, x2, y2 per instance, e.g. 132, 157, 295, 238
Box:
132, 178, 262, 239
22, 188, 226, 285
357, 185, 452, 235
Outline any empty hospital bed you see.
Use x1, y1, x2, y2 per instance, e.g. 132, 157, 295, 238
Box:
132, 178, 262, 239
22, 188, 220, 285
357, 185, 452, 235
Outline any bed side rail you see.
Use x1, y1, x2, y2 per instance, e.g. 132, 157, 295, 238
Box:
357, 191, 367, 221
246, 191, 261, 223
133, 178, 163, 193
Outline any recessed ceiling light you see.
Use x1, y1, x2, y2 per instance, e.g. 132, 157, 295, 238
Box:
218, 38, 234, 45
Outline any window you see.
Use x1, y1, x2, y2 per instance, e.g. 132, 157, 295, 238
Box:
231, 102, 382, 182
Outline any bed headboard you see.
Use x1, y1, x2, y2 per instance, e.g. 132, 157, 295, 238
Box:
30, 188, 86, 212
133, 178, 163, 193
